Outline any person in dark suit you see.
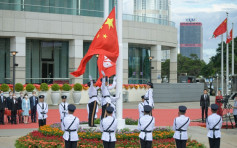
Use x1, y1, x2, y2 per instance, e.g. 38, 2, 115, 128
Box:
200, 89, 210, 122
30, 91, 38, 123
6, 91, 13, 123
0, 90, 7, 125
17, 92, 24, 123
10, 95, 18, 124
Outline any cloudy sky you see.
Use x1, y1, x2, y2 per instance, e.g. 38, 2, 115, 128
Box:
123, 0, 237, 63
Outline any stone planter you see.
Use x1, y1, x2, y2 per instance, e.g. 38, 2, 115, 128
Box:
73, 91, 81, 104
27, 92, 33, 97
51, 91, 60, 105
61, 91, 70, 103
15, 92, 21, 98
39, 91, 48, 102
3, 92, 9, 97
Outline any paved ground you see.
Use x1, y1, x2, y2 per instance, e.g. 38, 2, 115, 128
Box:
0, 96, 236, 148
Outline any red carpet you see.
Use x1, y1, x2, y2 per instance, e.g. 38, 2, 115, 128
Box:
0, 108, 216, 129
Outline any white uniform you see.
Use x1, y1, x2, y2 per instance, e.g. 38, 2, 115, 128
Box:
138, 115, 155, 141
87, 104, 98, 118
62, 114, 80, 141
144, 88, 154, 107
138, 102, 145, 118
173, 115, 190, 140
101, 77, 116, 106
110, 95, 119, 118
59, 102, 68, 120
206, 113, 222, 138
100, 116, 118, 142
88, 80, 100, 104
37, 102, 48, 119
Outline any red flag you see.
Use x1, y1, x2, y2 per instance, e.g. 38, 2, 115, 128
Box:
70, 7, 119, 77
212, 18, 227, 38
226, 29, 233, 44
96, 55, 116, 86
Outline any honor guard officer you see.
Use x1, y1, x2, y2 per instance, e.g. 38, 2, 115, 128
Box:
138, 105, 155, 148
62, 104, 80, 148
37, 95, 48, 128
173, 106, 190, 148
100, 106, 118, 148
101, 71, 117, 119
138, 95, 145, 118
144, 82, 154, 115
88, 75, 100, 127
206, 104, 222, 148
59, 95, 68, 122
110, 94, 120, 118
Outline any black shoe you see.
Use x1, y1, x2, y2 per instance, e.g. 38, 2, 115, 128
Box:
92, 125, 97, 127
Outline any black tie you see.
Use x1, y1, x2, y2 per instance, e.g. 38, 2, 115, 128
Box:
63, 104, 65, 110
42, 103, 44, 109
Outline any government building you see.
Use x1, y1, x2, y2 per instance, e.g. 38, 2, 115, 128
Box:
0, 0, 177, 85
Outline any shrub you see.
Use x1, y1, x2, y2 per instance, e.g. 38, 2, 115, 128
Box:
26, 84, 35, 92
40, 83, 49, 91
73, 83, 82, 91
15, 83, 24, 92
51, 84, 60, 91
1, 84, 9, 92
62, 84, 71, 91
125, 118, 138, 125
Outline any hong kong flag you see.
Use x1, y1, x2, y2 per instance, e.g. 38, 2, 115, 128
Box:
70, 7, 119, 77
96, 55, 116, 86
226, 29, 232, 44
212, 18, 227, 38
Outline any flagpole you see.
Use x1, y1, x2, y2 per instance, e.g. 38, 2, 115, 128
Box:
116, 0, 125, 129
226, 12, 229, 95
221, 34, 224, 95
104, 0, 109, 20
232, 23, 234, 75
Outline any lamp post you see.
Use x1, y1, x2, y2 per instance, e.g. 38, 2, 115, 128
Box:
149, 56, 153, 82
216, 73, 219, 95
11, 51, 18, 93
96, 54, 99, 80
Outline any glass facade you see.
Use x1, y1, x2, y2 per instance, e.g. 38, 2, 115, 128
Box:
128, 44, 151, 84
26, 40, 69, 84
0, 38, 10, 84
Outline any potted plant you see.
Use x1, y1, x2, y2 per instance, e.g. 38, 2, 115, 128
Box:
51, 83, 60, 105
73, 83, 82, 104
61, 83, 71, 103
39, 83, 49, 103
26, 84, 35, 97
1, 84, 9, 97
15, 83, 24, 97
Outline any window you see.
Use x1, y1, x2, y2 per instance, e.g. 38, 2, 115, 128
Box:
0, 38, 10, 84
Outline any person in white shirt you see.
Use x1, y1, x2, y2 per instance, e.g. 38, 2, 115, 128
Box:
88, 75, 100, 127
100, 106, 118, 148
173, 106, 190, 148
61, 104, 80, 148
138, 105, 155, 148
138, 95, 145, 118
59, 95, 68, 122
100, 71, 116, 119
144, 82, 154, 115
206, 104, 222, 148
110, 94, 120, 118
37, 95, 48, 128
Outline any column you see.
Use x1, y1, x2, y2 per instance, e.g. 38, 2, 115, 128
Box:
123, 42, 128, 84
10, 37, 26, 84
151, 44, 162, 83
170, 47, 177, 83
69, 39, 83, 84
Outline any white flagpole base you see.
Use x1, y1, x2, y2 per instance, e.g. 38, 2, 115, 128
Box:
117, 118, 125, 130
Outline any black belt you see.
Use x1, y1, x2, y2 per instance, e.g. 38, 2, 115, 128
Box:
103, 95, 110, 98
104, 130, 114, 142
104, 130, 114, 133
176, 129, 187, 140
141, 130, 152, 133
144, 99, 149, 100
90, 95, 97, 99
210, 128, 219, 138
65, 129, 77, 141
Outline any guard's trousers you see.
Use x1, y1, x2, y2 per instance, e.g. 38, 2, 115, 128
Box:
234, 115, 237, 127
140, 138, 152, 148
38, 119, 46, 128
65, 140, 77, 148
88, 101, 97, 126
209, 138, 220, 148
103, 141, 115, 148
175, 139, 187, 148
101, 103, 110, 120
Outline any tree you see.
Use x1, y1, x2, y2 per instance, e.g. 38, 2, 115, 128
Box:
161, 59, 170, 79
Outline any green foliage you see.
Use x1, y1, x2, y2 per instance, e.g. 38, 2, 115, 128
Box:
15, 83, 24, 92
125, 118, 138, 125
0, 84, 9, 92
94, 118, 100, 124
161, 59, 170, 79
26, 84, 35, 92
40, 83, 49, 91
73, 83, 82, 91
62, 84, 71, 91
51, 84, 60, 91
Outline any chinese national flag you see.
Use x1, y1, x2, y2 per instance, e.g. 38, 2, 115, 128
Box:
70, 7, 119, 77
226, 29, 233, 44
95, 55, 116, 86
212, 18, 227, 38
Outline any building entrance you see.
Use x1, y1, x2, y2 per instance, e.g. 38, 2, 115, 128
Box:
42, 62, 54, 84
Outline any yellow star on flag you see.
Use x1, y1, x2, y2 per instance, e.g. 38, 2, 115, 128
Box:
97, 34, 100, 38
100, 26, 103, 29
105, 18, 114, 29
103, 34, 107, 38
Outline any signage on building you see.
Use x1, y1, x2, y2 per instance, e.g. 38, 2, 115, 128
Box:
186, 18, 196, 22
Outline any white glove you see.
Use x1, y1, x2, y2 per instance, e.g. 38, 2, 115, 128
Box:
89, 75, 92, 81
113, 76, 117, 81
101, 71, 105, 76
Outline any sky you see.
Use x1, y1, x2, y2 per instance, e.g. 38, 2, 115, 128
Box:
123, 0, 237, 63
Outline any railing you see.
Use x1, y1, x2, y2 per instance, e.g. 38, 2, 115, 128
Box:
0, 2, 175, 27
